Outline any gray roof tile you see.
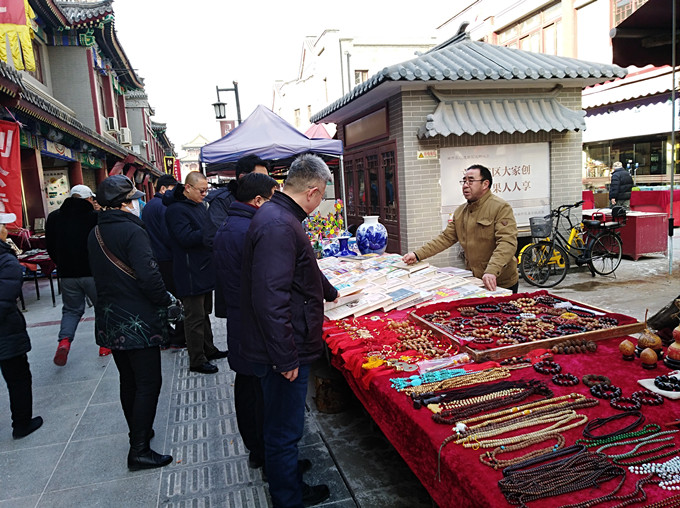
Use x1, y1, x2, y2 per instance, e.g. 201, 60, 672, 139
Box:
312, 33, 626, 123
417, 96, 585, 138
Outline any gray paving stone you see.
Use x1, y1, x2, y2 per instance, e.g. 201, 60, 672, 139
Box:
0, 494, 40, 508
0, 444, 65, 499
0, 406, 80, 452
37, 475, 161, 508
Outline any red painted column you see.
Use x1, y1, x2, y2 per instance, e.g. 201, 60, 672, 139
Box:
68, 160, 83, 186
20, 147, 47, 228
96, 159, 107, 185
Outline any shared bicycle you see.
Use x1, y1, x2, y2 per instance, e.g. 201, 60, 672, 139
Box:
518, 200, 626, 288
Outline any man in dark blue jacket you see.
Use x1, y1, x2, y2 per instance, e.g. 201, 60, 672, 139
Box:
142, 174, 184, 348
609, 161, 634, 210
241, 154, 338, 508
164, 172, 226, 374
214, 172, 278, 471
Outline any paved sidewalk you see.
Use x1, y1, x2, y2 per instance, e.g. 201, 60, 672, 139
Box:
0, 284, 429, 508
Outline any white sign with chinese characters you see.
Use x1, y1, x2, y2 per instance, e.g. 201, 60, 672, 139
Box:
439, 143, 550, 227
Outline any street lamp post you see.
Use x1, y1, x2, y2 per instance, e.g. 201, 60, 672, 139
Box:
212, 81, 242, 125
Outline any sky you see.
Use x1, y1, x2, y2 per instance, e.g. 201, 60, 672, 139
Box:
112, 0, 458, 154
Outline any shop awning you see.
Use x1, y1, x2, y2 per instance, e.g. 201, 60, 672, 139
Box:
610, 0, 679, 67
417, 95, 585, 138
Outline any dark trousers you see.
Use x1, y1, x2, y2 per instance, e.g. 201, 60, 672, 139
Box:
158, 260, 185, 346
255, 363, 311, 508
0, 354, 33, 429
234, 373, 264, 464
111, 347, 162, 442
182, 292, 218, 368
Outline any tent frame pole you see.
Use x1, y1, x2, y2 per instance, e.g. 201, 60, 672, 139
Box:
339, 155, 348, 228
670, 0, 676, 275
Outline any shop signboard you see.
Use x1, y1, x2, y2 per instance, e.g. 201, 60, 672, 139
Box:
41, 139, 76, 161
0, 120, 21, 228
439, 143, 550, 227
43, 169, 70, 215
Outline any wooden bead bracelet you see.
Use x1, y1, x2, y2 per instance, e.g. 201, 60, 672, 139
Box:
654, 375, 680, 392
475, 303, 500, 313
582, 374, 611, 388
590, 383, 622, 400
552, 373, 579, 386
610, 396, 642, 412
533, 360, 561, 375
631, 390, 664, 406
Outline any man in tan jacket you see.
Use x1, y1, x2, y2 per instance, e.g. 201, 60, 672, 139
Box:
403, 164, 519, 292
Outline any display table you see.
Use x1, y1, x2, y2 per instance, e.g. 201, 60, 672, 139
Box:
583, 209, 668, 260
324, 300, 678, 508
17, 250, 57, 307
631, 189, 680, 221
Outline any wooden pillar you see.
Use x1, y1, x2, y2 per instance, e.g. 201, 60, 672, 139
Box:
20, 147, 47, 228
96, 159, 107, 186
68, 160, 83, 186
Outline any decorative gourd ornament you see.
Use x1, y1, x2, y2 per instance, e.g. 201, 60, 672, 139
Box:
636, 310, 664, 359
619, 339, 635, 361
640, 347, 658, 369
664, 323, 680, 369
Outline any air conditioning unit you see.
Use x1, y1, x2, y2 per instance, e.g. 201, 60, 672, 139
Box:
119, 127, 132, 145
131, 144, 141, 154
106, 117, 119, 132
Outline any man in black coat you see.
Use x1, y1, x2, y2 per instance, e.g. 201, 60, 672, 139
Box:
45, 184, 100, 366
609, 161, 634, 210
0, 208, 42, 439
241, 154, 338, 507
164, 172, 226, 374
143, 174, 185, 348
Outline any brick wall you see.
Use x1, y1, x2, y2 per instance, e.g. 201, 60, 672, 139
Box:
47, 46, 96, 131
393, 87, 584, 267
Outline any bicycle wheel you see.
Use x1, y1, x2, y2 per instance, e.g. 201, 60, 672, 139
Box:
519, 241, 569, 288
587, 232, 622, 276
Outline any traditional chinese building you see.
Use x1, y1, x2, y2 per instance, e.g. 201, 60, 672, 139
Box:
0, 0, 172, 229
311, 28, 625, 259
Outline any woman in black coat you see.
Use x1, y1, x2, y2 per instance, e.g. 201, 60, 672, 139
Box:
87, 175, 173, 471
0, 211, 42, 439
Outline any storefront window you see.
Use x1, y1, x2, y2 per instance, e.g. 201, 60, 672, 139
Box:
366, 154, 379, 214
584, 137, 668, 187
497, 2, 562, 55
356, 158, 366, 216
382, 150, 396, 221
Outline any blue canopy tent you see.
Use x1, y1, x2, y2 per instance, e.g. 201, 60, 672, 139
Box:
200, 105, 346, 222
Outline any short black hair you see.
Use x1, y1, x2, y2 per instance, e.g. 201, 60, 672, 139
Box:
155, 174, 179, 193
467, 164, 492, 186
235, 172, 278, 202
235, 155, 269, 179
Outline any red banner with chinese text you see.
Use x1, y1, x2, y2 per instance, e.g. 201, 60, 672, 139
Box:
0, 120, 22, 228
173, 159, 181, 183
0, 0, 27, 24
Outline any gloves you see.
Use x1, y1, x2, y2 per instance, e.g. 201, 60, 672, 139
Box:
166, 292, 184, 324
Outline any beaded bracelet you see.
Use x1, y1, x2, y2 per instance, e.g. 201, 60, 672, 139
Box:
506, 333, 529, 343
471, 328, 493, 339
500, 304, 521, 315
458, 306, 477, 317
533, 360, 561, 375
610, 396, 642, 412
472, 337, 494, 344
556, 323, 588, 335
598, 316, 618, 327
476, 303, 500, 313
582, 374, 611, 388
469, 316, 489, 327
486, 316, 503, 326
590, 383, 622, 400
496, 337, 518, 346
654, 375, 680, 392
552, 373, 579, 386
631, 390, 664, 406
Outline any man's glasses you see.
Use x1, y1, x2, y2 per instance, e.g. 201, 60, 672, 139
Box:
459, 179, 484, 186
188, 184, 209, 195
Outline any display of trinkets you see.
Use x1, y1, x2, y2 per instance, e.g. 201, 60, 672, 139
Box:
410, 291, 644, 362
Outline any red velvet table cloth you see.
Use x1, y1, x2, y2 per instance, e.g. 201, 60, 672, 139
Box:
631, 189, 680, 220
325, 307, 679, 507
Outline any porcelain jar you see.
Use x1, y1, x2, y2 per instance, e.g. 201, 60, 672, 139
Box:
355, 216, 388, 255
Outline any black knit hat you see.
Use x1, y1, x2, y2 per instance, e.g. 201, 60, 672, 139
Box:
96, 175, 144, 207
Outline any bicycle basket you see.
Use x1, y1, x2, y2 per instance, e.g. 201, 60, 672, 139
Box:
529, 216, 552, 238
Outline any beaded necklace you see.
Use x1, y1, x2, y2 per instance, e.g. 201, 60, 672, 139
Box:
576, 423, 662, 448
402, 367, 511, 396
389, 367, 468, 391
596, 430, 678, 457
430, 388, 523, 412
479, 431, 565, 470
629, 455, 680, 491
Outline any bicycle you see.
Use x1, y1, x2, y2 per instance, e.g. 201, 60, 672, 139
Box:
518, 200, 626, 288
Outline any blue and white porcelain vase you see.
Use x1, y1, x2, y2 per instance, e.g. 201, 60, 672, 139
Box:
334, 235, 357, 257
355, 216, 388, 255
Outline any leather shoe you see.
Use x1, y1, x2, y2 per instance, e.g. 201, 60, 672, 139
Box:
207, 349, 228, 360
248, 453, 264, 469
189, 362, 218, 374
128, 449, 173, 471
302, 483, 330, 506
12, 416, 43, 439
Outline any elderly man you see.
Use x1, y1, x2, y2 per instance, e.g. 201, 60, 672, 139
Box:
241, 154, 337, 507
46, 184, 101, 365
609, 161, 634, 210
164, 172, 226, 374
403, 164, 519, 293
